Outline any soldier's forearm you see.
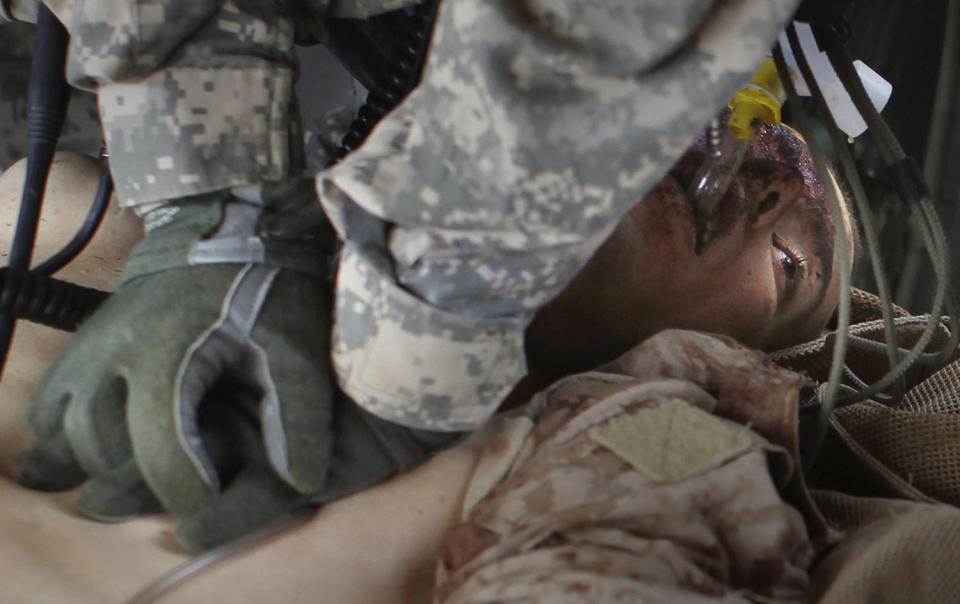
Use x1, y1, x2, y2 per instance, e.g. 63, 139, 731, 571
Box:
319, 0, 800, 431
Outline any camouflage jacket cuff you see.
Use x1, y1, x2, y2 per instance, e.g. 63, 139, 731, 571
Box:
122, 192, 333, 282
331, 246, 527, 432
98, 64, 295, 208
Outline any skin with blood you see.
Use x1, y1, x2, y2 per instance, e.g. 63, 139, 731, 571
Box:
522, 122, 851, 383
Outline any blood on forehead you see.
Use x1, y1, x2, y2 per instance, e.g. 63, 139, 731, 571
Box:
748, 123, 826, 208
683, 111, 827, 211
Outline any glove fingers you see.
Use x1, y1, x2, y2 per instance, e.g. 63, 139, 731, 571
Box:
16, 431, 87, 490
127, 375, 217, 516
63, 375, 132, 474
255, 345, 334, 493
75, 459, 164, 521
173, 466, 304, 554
19, 301, 124, 484
23, 384, 71, 439
252, 271, 334, 493
18, 382, 83, 489
23, 297, 122, 438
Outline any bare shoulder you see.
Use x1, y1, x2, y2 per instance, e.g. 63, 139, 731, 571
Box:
0, 475, 186, 603
0, 441, 480, 603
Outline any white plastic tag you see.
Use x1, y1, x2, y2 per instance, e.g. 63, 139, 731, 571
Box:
778, 22, 893, 138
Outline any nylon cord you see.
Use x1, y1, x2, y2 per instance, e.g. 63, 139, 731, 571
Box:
124, 507, 317, 604
773, 42, 853, 472
799, 27, 958, 407
784, 23, 906, 404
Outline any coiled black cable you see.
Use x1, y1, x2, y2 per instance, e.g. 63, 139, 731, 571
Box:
0, 4, 72, 381
0, 267, 109, 332
0, 7, 117, 383
329, 0, 438, 159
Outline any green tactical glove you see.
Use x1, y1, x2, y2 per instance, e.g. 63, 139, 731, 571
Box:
18, 185, 463, 551
14, 185, 344, 550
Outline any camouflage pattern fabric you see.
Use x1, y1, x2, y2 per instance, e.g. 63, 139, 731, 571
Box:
318, 0, 800, 430
6, 0, 799, 432
0, 21, 101, 171
435, 330, 817, 602
4, 0, 417, 204
436, 327, 960, 602
0, 19, 360, 174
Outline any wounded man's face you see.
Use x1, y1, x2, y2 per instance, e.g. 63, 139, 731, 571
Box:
526, 122, 855, 377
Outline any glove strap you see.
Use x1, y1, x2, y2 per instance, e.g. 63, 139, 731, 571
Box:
123, 186, 333, 283
176, 262, 282, 490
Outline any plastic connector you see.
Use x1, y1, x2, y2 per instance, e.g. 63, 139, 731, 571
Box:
727, 58, 786, 139
690, 58, 786, 252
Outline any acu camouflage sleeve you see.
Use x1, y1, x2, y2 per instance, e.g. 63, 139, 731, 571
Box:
23, 0, 415, 207
317, 0, 800, 431
34, 0, 303, 207
1, 21, 103, 170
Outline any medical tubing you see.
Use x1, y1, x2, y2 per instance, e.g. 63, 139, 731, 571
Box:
0, 3, 70, 379
919, 204, 960, 365
828, 43, 957, 362
690, 125, 753, 252
0, 267, 110, 331
333, 0, 436, 159
124, 507, 317, 604
773, 44, 852, 473
835, 199, 952, 404
842, 315, 954, 362
33, 168, 114, 276
690, 120, 753, 209
792, 24, 957, 406
842, 362, 872, 391
824, 33, 958, 388
824, 117, 903, 380
784, 23, 904, 401
834, 139, 904, 400
897, 0, 960, 307
901, 202, 958, 367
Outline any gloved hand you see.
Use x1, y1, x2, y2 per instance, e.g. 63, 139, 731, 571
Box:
16, 188, 339, 550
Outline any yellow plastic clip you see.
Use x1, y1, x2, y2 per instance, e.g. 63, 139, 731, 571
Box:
728, 58, 785, 139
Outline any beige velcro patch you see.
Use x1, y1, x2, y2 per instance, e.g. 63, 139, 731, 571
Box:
589, 399, 753, 482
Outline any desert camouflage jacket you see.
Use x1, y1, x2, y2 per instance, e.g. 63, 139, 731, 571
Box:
437, 318, 960, 603
436, 329, 818, 602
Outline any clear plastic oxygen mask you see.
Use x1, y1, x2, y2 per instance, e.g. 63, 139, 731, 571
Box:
690, 58, 786, 253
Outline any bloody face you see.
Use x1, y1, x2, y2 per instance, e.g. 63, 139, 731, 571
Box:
525, 122, 854, 378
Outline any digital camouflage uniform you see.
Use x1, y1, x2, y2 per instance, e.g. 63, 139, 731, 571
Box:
3, 0, 799, 432
0, 19, 101, 170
